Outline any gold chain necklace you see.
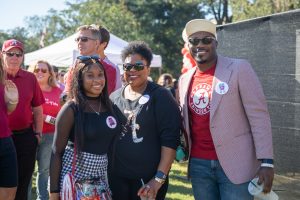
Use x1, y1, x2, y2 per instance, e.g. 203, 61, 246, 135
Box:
87, 101, 101, 115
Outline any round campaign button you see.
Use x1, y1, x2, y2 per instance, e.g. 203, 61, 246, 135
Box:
139, 94, 150, 105
106, 116, 117, 129
215, 82, 229, 95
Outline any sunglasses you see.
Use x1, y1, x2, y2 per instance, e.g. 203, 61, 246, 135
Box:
4, 52, 23, 58
123, 63, 145, 71
34, 68, 48, 73
77, 55, 100, 62
188, 37, 216, 46
75, 36, 97, 43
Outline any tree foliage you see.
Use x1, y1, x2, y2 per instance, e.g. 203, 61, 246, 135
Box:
230, 0, 300, 22
200, 0, 233, 24
0, 0, 299, 77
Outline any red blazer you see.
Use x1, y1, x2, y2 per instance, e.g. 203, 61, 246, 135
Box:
178, 55, 273, 184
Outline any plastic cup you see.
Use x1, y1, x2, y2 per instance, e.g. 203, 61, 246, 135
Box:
248, 178, 279, 200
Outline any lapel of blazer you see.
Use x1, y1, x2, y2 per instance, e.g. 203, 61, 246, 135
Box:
210, 55, 233, 121
181, 67, 197, 155
179, 67, 197, 142
181, 67, 197, 108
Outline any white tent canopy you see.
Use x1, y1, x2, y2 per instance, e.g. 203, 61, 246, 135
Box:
25, 33, 162, 68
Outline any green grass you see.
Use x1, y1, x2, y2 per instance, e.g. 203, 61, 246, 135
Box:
166, 162, 194, 200
30, 162, 193, 200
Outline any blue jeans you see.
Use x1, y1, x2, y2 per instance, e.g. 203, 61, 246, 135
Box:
36, 134, 53, 200
190, 158, 253, 200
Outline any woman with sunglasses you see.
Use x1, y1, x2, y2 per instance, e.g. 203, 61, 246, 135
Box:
49, 56, 120, 200
109, 41, 181, 200
0, 53, 19, 200
27, 60, 63, 200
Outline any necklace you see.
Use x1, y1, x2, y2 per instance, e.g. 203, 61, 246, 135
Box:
87, 101, 101, 115
126, 83, 148, 100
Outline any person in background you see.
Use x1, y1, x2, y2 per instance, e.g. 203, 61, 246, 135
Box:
178, 19, 274, 200
52, 65, 59, 79
109, 41, 180, 200
57, 69, 66, 85
49, 56, 120, 200
53, 66, 65, 91
2, 39, 45, 200
157, 73, 176, 98
28, 60, 62, 200
64, 24, 118, 97
96, 25, 122, 91
0, 52, 19, 200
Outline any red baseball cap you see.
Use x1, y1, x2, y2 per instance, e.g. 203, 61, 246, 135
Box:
2, 39, 24, 52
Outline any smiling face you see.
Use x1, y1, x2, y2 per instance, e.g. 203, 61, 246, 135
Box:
82, 63, 106, 97
34, 62, 51, 86
123, 54, 150, 89
188, 31, 218, 68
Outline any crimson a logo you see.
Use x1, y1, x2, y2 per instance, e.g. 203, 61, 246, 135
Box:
189, 83, 212, 115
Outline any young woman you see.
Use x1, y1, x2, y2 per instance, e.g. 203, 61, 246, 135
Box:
0, 53, 19, 200
28, 60, 62, 199
49, 56, 120, 200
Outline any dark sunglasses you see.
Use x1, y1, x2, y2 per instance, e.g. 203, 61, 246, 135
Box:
4, 52, 23, 58
34, 68, 48, 73
77, 55, 100, 62
188, 37, 216, 46
75, 36, 97, 43
123, 63, 145, 71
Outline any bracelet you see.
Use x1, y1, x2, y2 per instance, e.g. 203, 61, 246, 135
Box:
45, 115, 56, 125
154, 177, 165, 184
154, 170, 167, 184
261, 163, 274, 168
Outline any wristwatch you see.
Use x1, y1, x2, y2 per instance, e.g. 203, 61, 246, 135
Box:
154, 170, 167, 184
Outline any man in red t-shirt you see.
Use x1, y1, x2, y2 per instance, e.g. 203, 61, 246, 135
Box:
2, 39, 45, 200
178, 20, 274, 200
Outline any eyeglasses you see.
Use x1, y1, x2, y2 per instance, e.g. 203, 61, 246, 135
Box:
34, 68, 48, 73
188, 37, 216, 46
75, 36, 97, 43
123, 63, 145, 71
4, 52, 23, 58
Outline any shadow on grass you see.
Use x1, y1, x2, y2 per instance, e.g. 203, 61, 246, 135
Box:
166, 162, 193, 200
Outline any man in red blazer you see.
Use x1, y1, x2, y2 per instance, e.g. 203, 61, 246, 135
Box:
178, 19, 274, 200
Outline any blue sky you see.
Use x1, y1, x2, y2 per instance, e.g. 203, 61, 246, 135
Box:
0, 0, 67, 31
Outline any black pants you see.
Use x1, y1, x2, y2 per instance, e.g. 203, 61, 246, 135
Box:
12, 129, 38, 200
0, 137, 18, 187
109, 173, 169, 200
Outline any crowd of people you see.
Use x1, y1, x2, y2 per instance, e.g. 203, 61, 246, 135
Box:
0, 19, 274, 200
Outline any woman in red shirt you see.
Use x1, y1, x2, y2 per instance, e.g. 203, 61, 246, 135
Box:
28, 60, 62, 199
0, 54, 19, 200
